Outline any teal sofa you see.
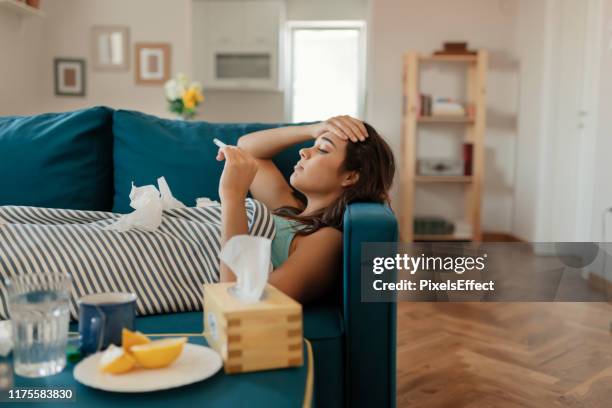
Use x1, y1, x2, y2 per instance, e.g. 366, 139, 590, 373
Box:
0, 107, 397, 407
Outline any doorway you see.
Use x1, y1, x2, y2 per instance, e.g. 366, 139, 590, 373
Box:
540, 0, 603, 241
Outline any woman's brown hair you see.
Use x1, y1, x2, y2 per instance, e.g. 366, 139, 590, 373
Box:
273, 122, 395, 235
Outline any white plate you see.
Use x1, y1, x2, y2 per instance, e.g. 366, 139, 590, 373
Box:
74, 343, 223, 393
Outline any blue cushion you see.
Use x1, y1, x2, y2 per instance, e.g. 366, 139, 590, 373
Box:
0, 107, 114, 210
112, 110, 312, 213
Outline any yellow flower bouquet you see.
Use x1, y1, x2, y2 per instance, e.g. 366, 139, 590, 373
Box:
164, 73, 204, 119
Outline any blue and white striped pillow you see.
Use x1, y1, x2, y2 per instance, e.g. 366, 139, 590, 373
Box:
0, 199, 275, 320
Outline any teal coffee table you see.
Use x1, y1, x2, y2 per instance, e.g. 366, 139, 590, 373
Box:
5, 313, 313, 408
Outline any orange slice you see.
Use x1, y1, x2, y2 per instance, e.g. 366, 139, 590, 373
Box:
130, 337, 187, 369
99, 344, 136, 374
122, 328, 151, 352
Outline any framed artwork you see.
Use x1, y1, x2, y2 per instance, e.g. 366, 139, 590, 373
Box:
135, 43, 171, 85
91, 26, 130, 71
54, 58, 86, 96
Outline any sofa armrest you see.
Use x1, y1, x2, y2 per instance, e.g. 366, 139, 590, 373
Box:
343, 202, 397, 408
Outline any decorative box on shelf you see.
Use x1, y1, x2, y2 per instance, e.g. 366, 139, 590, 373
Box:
203, 283, 303, 374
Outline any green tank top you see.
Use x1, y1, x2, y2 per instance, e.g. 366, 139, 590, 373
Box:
271, 215, 302, 269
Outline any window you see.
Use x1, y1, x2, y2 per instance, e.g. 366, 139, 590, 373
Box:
285, 21, 366, 122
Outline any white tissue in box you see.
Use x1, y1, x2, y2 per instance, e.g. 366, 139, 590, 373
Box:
220, 235, 272, 303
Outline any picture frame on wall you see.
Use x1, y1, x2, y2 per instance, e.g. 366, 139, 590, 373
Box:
54, 58, 86, 96
91, 26, 130, 71
135, 43, 171, 85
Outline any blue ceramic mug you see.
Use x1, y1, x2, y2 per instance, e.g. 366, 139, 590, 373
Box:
78, 292, 137, 355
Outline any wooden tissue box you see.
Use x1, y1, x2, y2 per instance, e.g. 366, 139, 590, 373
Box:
203, 283, 303, 374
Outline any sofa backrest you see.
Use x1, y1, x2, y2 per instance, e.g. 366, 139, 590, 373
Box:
0, 106, 114, 210
0, 107, 314, 212
112, 109, 312, 212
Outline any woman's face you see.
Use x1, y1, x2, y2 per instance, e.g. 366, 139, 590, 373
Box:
290, 132, 353, 197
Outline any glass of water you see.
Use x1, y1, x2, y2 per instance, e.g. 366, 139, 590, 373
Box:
5, 273, 71, 378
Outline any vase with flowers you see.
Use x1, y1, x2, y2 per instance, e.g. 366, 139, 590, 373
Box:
164, 73, 204, 120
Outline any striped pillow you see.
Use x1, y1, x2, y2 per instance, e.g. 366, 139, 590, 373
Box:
0, 199, 275, 319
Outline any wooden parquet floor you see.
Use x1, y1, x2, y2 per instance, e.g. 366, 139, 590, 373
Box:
397, 302, 612, 407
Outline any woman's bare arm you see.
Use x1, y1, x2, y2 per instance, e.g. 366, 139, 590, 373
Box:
219, 198, 248, 282
268, 227, 342, 303
237, 125, 316, 159
237, 116, 368, 158
235, 118, 368, 211
236, 125, 318, 210
217, 147, 257, 282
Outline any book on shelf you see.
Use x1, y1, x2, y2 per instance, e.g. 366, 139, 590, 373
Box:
431, 98, 465, 116
419, 94, 432, 116
419, 95, 472, 118
463, 143, 473, 176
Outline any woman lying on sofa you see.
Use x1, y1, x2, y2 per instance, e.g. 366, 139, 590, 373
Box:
217, 116, 395, 303
0, 116, 394, 319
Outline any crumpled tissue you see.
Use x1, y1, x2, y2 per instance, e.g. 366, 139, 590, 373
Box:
106, 177, 185, 232
220, 235, 272, 303
0, 321, 12, 357
196, 197, 220, 208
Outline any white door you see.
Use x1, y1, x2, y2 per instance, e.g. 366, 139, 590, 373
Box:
547, 0, 597, 241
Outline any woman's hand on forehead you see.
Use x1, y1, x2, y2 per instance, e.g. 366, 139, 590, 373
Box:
314, 115, 368, 143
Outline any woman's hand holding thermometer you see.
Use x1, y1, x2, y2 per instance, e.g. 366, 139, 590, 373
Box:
214, 138, 258, 202
214, 138, 229, 161
213, 138, 227, 149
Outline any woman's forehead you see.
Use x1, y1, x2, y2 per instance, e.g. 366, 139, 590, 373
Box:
317, 132, 347, 147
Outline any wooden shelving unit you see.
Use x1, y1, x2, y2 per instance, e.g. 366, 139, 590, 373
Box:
400, 50, 488, 242
0, 0, 45, 17
419, 54, 478, 63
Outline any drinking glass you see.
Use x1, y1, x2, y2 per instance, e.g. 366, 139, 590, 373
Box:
5, 273, 71, 378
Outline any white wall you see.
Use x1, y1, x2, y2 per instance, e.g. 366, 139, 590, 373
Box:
511, 0, 549, 241
192, 0, 368, 123
366, 0, 520, 233
38, 0, 193, 118
0, 11, 45, 115
17, 0, 367, 121
286, 0, 367, 20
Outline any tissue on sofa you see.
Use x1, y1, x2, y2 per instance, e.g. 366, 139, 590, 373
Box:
106, 177, 185, 232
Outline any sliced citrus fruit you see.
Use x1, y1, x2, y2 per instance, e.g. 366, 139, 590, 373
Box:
122, 328, 151, 352
130, 337, 187, 369
99, 344, 136, 374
